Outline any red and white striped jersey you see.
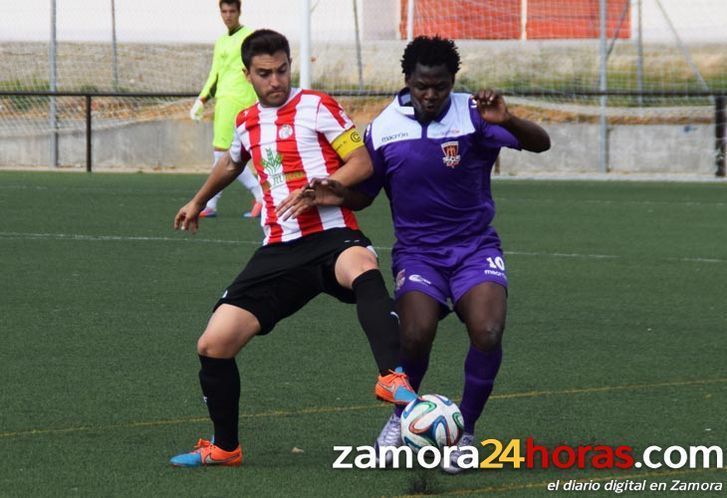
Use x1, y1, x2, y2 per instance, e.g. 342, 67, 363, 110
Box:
230, 88, 360, 245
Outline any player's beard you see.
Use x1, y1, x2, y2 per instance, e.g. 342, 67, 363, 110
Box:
263, 89, 289, 107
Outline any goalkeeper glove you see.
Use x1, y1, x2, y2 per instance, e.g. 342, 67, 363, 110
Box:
190, 98, 204, 121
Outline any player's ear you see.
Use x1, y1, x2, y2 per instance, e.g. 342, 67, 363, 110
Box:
243, 67, 250, 80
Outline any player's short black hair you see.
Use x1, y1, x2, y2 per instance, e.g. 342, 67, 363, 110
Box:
241, 29, 291, 69
220, 0, 242, 11
219, 0, 241, 10
401, 35, 461, 77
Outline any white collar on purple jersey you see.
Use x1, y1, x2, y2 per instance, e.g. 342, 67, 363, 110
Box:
395, 88, 453, 122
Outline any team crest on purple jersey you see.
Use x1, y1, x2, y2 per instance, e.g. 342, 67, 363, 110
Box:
441, 140, 461, 168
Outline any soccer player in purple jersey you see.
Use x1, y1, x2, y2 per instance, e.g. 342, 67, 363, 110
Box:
278, 35, 550, 473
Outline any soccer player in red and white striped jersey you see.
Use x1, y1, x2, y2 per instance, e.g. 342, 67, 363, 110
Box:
230, 79, 361, 245
170, 29, 416, 468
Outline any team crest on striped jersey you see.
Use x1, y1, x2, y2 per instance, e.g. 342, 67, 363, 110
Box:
441, 140, 461, 168
261, 148, 284, 186
278, 124, 294, 139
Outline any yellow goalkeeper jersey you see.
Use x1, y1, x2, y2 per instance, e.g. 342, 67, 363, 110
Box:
199, 25, 256, 106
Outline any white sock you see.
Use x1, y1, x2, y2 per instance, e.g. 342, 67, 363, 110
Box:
236, 165, 263, 203
204, 151, 227, 211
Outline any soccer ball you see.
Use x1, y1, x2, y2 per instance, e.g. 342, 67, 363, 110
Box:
400, 394, 464, 450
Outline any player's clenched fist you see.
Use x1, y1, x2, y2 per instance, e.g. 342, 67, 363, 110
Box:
472, 89, 510, 125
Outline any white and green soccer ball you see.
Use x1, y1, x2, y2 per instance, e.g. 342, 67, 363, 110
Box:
400, 394, 464, 450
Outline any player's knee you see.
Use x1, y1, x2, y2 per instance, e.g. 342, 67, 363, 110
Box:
400, 323, 435, 359
196, 335, 214, 357
354, 252, 379, 275
196, 334, 234, 358
469, 321, 504, 352
338, 248, 380, 288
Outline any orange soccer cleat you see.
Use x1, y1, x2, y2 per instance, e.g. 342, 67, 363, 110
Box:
375, 367, 418, 405
199, 207, 218, 218
243, 201, 263, 218
170, 438, 242, 467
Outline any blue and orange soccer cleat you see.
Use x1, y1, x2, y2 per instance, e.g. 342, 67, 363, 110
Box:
199, 207, 217, 218
170, 438, 242, 467
375, 367, 418, 405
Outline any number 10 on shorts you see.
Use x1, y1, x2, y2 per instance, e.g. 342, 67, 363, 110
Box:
486, 257, 506, 271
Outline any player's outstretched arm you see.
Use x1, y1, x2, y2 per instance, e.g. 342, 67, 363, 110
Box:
474, 89, 550, 153
276, 137, 374, 221
191, 42, 219, 121
173, 153, 243, 232
326, 146, 374, 188
276, 178, 374, 221
315, 179, 373, 211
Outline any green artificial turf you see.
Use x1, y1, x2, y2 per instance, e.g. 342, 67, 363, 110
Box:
0, 172, 725, 496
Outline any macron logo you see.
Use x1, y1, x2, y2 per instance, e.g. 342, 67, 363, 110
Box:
381, 132, 409, 143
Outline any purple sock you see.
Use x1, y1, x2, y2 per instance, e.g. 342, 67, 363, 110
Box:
394, 353, 430, 417
459, 344, 503, 434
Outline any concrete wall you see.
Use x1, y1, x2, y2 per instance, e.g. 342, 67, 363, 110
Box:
0, 120, 212, 169
499, 122, 715, 175
609, 124, 714, 174
0, 121, 717, 175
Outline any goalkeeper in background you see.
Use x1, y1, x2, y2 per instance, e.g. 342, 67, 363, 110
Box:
190, 0, 263, 218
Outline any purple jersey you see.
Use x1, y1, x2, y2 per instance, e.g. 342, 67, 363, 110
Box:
359, 90, 520, 251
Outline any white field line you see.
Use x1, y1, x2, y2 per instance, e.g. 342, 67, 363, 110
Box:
496, 197, 727, 208
1, 231, 726, 265
2, 377, 726, 440
0, 231, 259, 245
2, 182, 726, 207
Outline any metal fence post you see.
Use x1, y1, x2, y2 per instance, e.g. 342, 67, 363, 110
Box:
716, 95, 725, 177
598, 0, 609, 174
86, 94, 92, 172
300, 0, 311, 89
49, 0, 58, 168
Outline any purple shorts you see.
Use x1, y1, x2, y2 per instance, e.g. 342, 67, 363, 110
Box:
392, 230, 508, 309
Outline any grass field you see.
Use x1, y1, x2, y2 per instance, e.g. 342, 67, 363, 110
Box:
1, 171, 726, 497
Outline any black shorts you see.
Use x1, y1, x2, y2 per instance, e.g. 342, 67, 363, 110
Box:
214, 227, 374, 335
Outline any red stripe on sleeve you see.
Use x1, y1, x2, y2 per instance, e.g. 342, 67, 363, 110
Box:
235, 109, 246, 128
233, 110, 252, 164
315, 91, 348, 128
